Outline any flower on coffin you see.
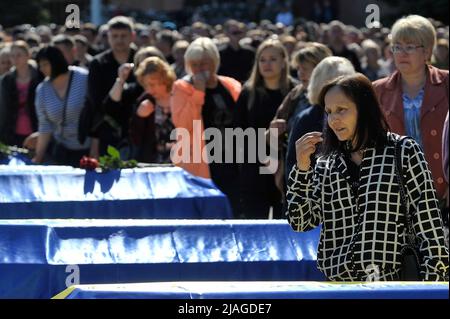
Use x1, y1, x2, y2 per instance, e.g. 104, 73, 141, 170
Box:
95, 145, 138, 170
79, 156, 99, 170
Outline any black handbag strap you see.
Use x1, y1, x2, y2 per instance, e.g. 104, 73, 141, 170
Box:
60, 70, 74, 138
393, 136, 418, 249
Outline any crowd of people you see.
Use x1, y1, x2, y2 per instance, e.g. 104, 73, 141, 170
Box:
0, 13, 448, 281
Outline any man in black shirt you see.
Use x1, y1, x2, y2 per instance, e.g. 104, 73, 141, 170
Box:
218, 20, 255, 83
85, 16, 137, 157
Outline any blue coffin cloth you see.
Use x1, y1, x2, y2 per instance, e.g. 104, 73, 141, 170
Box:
0, 166, 232, 219
0, 154, 32, 166
57, 281, 449, 299
0, 219, 324, 298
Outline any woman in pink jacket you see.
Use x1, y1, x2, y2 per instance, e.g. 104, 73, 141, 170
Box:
170, 37, 242, 216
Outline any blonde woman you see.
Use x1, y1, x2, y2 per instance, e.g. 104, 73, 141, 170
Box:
373, 15, 449, 207
233, 38, 297, 219
103, 46, 166, 160
170, 37, 242, 217
130, 56, 176, 163
267, 42, 332, 196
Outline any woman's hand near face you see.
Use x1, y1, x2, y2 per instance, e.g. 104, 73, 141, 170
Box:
269, 119, 287, 137
192, 72, 207, 92
295, 131, 323, 171
136, 99, 155, 118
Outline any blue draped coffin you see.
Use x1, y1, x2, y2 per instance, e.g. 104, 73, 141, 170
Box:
0, 165, 232, 219
0, 219, 323, 299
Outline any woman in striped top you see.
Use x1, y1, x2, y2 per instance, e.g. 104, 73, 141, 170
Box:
32, 45, 90, 166
287, 73, 448, 281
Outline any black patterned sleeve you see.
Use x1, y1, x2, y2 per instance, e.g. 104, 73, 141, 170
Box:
286, 164, 323, 232
403, 138, 449, 281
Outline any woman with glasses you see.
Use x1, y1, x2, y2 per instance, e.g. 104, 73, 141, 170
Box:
373, 15, 449, 228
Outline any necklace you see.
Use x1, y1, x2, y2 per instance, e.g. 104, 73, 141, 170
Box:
344, 140, 366, 155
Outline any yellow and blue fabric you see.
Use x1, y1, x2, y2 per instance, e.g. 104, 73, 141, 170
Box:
54, 281, 449, 299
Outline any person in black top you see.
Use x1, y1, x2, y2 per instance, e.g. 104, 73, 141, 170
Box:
328, 20, 362, 72
202, 76, 239, 211
155, 30, 176, 65
268, 43, 332, 198
103, 47, 167, 162
52, 34, 78, 66
84, 16, 137, 158
80, 23, 102, 57
0, 40, 42, 146
74, 35, 93, 70
234, 38, 296, 219
218, 20, 255, 84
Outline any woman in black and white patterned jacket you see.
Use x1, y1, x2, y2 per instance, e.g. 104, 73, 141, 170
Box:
286, 73, 448, 281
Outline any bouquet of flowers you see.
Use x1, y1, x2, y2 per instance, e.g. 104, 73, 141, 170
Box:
79, 146, 137, 171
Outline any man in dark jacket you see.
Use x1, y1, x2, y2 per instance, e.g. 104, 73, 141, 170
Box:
328, 20, 362, 72
218, 20, 255, 84
84, 16, 137, 157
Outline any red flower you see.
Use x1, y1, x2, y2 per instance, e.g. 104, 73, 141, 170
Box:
80, 156, 99, 170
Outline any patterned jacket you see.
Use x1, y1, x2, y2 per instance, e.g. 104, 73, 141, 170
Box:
286, 132, 448, 281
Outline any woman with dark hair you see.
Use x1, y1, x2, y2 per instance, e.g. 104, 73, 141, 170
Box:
285, 56, 355, 187
32, 45, 90, 166
286, 73, 448, 281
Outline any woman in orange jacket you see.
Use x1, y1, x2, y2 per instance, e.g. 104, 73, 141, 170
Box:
170, 37, 242, 216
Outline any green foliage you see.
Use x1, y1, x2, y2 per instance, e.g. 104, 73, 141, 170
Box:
98, 145, 138, 170
0, 141, 29, 158
107, 145, 120, 159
